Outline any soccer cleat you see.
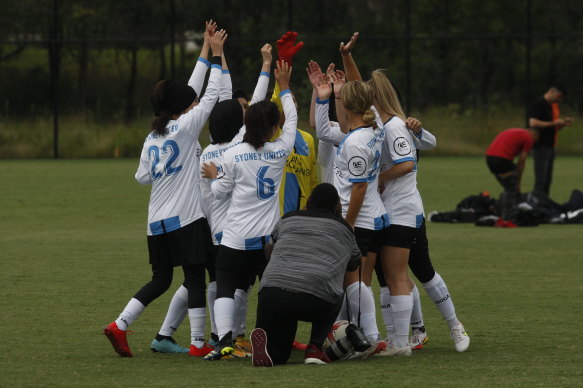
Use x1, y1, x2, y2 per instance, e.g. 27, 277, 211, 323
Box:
203, 332, 234, 361
104, 322, 133, 357
189, 343, 214, 357
304, 343, 331, 365
450, 322, 470, 352
250, 328, 273, 367
410, 327, 429, 350
292, 340, 308, 351
375, 340, 412, 357
209, 332, 219, 347
235, 335, 252, 355
348, 340, 387, 359
150, 338, 189, 354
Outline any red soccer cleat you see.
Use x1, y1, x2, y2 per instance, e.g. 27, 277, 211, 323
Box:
104, 322, 133, 357
292, 340, 308, 351
189, 343, 214, 357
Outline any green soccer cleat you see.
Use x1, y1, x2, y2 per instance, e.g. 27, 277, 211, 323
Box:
150, 338, 189, 354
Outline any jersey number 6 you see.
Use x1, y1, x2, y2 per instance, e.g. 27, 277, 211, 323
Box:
256, 166, 276, 200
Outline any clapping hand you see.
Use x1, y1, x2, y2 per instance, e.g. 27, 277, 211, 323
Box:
306, 60, 323, 88
209, 29, 227, 57
274, 60, 292, 91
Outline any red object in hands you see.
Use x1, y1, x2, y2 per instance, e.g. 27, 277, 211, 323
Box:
276, 31, 304, 64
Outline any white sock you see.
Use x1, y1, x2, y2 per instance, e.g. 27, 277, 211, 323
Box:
346, 281, 379, 341
390, 294, 413, 348
188, 307, 206, 347
379, 286, 394, 340
238, 285, 252, 337
157, 285, 188, 337
214, 297, 235, 340
232, 289, 247, 336
422, 273, 458, 329
336, 295, 349, 321
207, 281, 217, 335
115, 298, 145, 330
410, 284, 425, 329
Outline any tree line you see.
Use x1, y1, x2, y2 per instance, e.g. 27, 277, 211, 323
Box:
1, 0, 582, 123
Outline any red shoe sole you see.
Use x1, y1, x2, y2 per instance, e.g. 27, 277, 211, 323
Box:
251, 329, 273, 367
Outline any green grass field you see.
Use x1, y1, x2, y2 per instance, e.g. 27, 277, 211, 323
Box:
1, 157, 582, 387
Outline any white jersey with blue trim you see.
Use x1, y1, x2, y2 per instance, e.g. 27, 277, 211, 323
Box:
334, 126, 389, 231
135, 63, 222, 236
380, 116, 424, 228
211, 90, 297, 250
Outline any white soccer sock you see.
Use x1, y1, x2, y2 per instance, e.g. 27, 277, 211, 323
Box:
336, 295, 349, 321
346, 281, 379, 341
214, 297, 235, 340
390, 294, 413, 348
158, 285, 188, 337
422, 273, 458, 329
231, 289, 247, 336
207, 281, 217, 335
238, 284, 253, 337
188, 307, 206, 347
410, 284, 425, 329
379, 286, 394, 340
115, 298, 145, 331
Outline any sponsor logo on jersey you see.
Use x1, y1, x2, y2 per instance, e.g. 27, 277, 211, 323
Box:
393, 137, 411, 156
348, 156, 367, 176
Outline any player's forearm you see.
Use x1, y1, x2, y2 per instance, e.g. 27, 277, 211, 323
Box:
346, 183, 366, 227
379, 161, 414, 182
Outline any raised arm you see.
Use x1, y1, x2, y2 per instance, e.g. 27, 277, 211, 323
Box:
219, 51, 232, 101
249, 44, 273, 105
179, 29, 227, 138
188, 20, 216, 94
273, 60, 297, 154
313, 72, 345, 144
340, 32, 362, 82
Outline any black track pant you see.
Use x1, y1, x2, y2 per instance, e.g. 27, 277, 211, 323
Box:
134, 263, 207, 308
255, 287, 341, 365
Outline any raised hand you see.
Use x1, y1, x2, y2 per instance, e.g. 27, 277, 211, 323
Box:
210, 29, 227, 57
261, 44, 273, 65
315, 73, 332, 101
274, 60, 292, 90
340, 32, 359, 56
276, 31, 304, 64
330, 69, 346, 95
204, 19, 217, 46
306, 60, 323, 88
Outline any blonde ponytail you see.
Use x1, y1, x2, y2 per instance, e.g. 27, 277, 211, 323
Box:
369, 70, 406, 121
362, 109, 376, 127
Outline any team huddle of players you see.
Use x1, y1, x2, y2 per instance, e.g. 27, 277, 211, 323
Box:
103, 20, 470, 364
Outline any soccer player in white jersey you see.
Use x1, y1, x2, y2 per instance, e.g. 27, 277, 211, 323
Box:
200, 60, 297, 361
376, 121, 470, 353
313, 72, 388, 357
102, 29, 227, 358
150, 42, 273, 357
370, 70, 469, 355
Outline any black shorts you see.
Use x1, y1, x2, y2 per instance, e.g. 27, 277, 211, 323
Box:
215, 244, 268, 277
382, 223, 418, 249
147, 217, 213, 267
486, 155, 515, 175
354, 227, 385, 256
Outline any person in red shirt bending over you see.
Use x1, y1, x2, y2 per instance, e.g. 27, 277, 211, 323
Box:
485, 128, 539, 225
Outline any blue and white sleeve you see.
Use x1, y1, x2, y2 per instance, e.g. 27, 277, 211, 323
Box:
315, 99, 345, 145
188, 57, 211, 96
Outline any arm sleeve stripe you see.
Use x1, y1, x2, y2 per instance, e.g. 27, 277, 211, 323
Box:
316, 98, 329, 105
197, 57, 211, 67
393, 157, 415, 164
279, 89, 291, 97
260, 71, 270, 78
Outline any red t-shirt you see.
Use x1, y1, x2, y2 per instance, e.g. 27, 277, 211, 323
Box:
486, 128, 534, 160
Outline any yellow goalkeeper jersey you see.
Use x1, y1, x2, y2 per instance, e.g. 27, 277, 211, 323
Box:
271, 127, 318, 215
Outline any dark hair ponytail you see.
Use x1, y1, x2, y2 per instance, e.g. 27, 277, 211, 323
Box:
150, 79, 197, 136
243, 100, 280, 149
